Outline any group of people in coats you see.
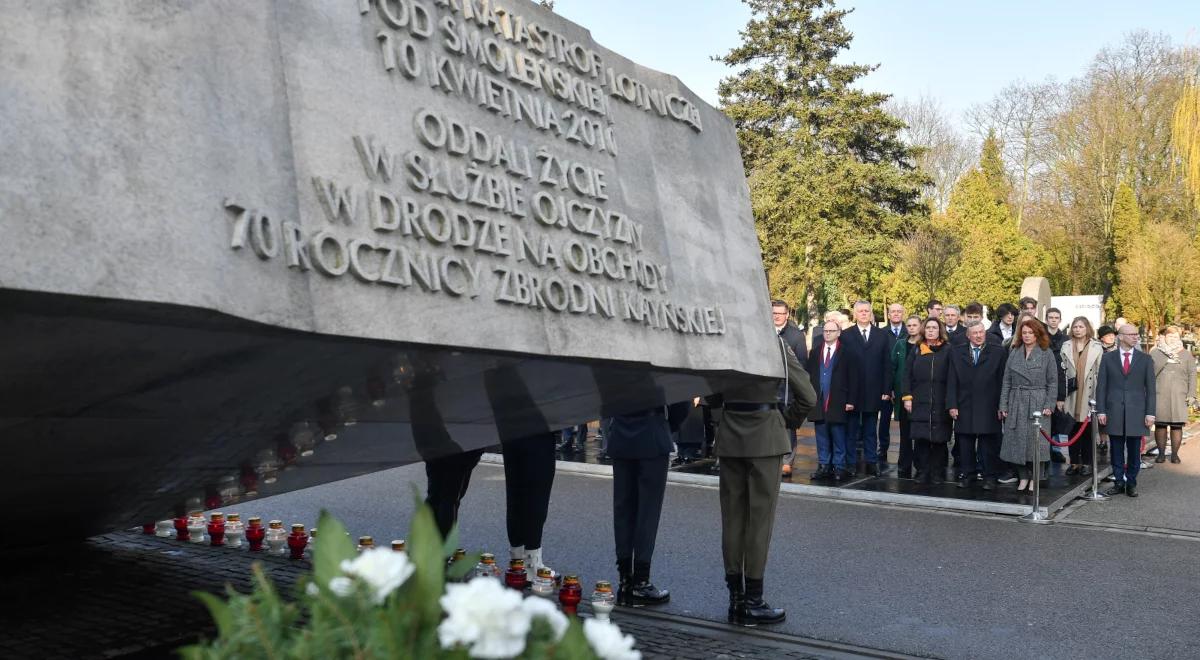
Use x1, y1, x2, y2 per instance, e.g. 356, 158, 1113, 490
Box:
802, 296, 1174, 497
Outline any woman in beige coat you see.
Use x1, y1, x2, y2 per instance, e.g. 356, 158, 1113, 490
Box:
1061, 317, 1103, 475
1150, 326, 1196, 464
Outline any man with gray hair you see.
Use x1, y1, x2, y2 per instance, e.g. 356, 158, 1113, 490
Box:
842, 300, 893, 475
944, 304, 967, 346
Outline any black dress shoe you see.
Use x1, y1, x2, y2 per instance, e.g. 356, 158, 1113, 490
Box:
897, 469, 912, 480
737, 579, 785, 626
809, 465, 831, 480
1080, 466, 1092, 476
1065, 465, 1078, 475
1126, 485, 1139, 497
956, 478, 967, 488
1104, 484, 1126, 497
865, 464, 879, 476
981, 481, 994, 491
913, 470, 927, 483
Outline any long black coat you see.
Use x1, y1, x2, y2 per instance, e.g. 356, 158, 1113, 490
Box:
946, 325, 968, 347
842, 325, 893, 413
903, 342, 953, 443
806, 337, 858, 424
945, 342, 1008, 435
605, 402, 691, 459
777, 322, 807, 364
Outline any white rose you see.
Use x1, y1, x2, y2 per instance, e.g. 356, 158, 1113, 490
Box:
339, 547, 415, 604
328, 576, 354, 598
583, 619, 641, 660
520, 596, 568, 641
438, 577, 531, 658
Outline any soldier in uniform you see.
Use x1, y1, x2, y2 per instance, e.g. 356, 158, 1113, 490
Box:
605, 401, 691, 606
708, 336, 815, 626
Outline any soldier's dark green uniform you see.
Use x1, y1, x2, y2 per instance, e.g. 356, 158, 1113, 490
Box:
711, 342, 815, 625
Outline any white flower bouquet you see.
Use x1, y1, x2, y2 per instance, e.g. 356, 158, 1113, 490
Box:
181, 501, 638, 659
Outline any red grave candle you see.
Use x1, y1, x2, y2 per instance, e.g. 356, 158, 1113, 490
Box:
245, 516, 265, 551
173, 516, 190, 542
207, 512, 226, 547
287, 523, 308, 560
558, 574, 583, 615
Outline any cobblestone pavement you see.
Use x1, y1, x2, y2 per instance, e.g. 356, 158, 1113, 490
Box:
0, 531, 909, 659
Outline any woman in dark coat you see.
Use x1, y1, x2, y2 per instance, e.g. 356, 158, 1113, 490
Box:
890, 315, 923, 479
902, 317, 954, 484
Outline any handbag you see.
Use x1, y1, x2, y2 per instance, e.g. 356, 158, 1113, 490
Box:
1066, 376, 1078, 394
1051, 407, 1077, 436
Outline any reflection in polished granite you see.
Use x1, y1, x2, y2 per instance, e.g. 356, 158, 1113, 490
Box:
0, 290, 765, 547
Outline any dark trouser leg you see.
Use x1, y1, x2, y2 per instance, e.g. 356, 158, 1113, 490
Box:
612, 457, 638, 562
979, 434, 999, 479
1121, 435, 1141, 487
956, 433, 977, 479
719, 457, 750, 576
915, 438, 931, 480
424, 449, 484, 540
1068, 422, 1092, 466
930, 443, 949, 478
897, 410, 914, 474
859, 412, 880, 465
1110, 435, 1127, 484
503, 433, 557, 549
877, 405, 893, 464
742, 456, 783, 580
633, 455, 669, 563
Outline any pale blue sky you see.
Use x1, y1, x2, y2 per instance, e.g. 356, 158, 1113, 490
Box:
551, 1, 1197, 126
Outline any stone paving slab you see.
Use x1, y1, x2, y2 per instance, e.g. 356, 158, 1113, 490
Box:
0, 531, 899, 659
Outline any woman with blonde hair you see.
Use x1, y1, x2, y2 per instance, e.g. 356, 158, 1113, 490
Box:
1061, 317, 1103, 475
999, 318, 1057, 491
1150, 325, 1196, 464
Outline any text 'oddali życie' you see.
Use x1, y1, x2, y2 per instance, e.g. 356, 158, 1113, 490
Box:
0, 0, 775, 544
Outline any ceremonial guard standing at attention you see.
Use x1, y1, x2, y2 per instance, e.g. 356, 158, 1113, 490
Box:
605, 401, 691, 607
708, 334, 815, 626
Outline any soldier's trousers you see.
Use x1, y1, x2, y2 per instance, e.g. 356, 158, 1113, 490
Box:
718, 455, 783, 580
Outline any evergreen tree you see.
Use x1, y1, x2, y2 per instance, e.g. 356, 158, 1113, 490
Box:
979, 129, 1009, 207
717, 0, 927, 320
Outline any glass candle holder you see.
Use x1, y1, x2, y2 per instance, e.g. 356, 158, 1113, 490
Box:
474, 552, 502, 579
224, 514, 244, 548
266, 520, 287, 554
246, 516, 265, 552
155, 520, 175, 538
558, 575, 583, 616
173, 516, 190, 542
504, 558, 528, 590
590, 580, 615, 621
391, 539, 406, 552
207, 512, 226, 547
357, 536, 375, 553
186, 511, 207, 544
531, 567, 556, 598
287, 523, 308, 560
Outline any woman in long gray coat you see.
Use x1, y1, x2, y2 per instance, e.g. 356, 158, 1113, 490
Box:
999, 318, 1058, 491
1150, 325, 1196, 464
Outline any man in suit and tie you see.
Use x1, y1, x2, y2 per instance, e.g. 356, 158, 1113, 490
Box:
944, 305, 967, 346
946, 321, 1008, 489
807, 321, 858, 481
843, 300, 894, 475
1096, 324, 1156, 497
878, 303, 907, 461
773, 300, 807, 477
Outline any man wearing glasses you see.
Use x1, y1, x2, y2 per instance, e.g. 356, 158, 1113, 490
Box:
772, 300, 807, 477
1096, 325, 1156, 497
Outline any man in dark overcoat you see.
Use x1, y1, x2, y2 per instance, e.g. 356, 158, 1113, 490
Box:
1096, 324, 1156, 497
946, 321, 1008, 489
708, 336, 815, 626
842, 301, 894, 474
807, 320, 858, 481
773, 300, 807, 477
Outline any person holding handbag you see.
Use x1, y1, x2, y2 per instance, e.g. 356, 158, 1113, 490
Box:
1061, 317, 1103, 475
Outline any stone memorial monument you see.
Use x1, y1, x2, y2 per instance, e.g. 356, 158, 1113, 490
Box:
0, 0, 777, 543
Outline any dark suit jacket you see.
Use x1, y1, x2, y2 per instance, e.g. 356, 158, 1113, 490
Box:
945, 342, 1008, 435
841, 324, 893, 412
777, 322, 807, 363
1095, 349, 1156, 437
946, 325, 967, 347
806, 337, 858, 424
986, 321, 1011, 347
605, 402, 691, 459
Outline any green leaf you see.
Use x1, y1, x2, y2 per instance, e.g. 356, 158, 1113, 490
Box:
313, 509, 356, 594
406, 496, 446, 623
554, 617, 596, 659
445, 551, 481, 581
441, 523, 460, 560
193, 590, 234, 638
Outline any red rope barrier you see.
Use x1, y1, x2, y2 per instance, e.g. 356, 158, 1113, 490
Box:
1040, 416, 1092, 447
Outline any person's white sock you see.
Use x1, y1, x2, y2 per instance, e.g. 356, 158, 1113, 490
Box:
525, 547, 543, 580
510, 545, 524, 565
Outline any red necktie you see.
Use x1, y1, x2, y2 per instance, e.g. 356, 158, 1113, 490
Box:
824, 347, 832, 368
1122, 352, 1130, 375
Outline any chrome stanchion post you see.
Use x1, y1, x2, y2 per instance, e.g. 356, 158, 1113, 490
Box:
1080, 399, 1109, 501
1020, 411, 1050, 523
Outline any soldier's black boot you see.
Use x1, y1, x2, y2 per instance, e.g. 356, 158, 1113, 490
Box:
629, 560, 670, 605
738, 578, 786, 626
616, 557, 633, 607
725, 573, 744, 624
